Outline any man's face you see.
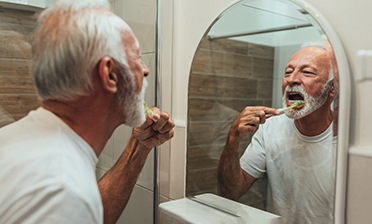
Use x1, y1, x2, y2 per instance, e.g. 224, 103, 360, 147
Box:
124, 30, 149, 94
281, 47, 333, 119
116, 29, 150, 127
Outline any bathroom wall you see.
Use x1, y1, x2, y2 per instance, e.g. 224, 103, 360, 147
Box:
0, 7, 40, 127
96, 0, 157, 223
187, 36, 274, 209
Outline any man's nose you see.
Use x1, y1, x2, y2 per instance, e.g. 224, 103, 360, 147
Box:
142, 61, 150, 77
286, 72, 301, 85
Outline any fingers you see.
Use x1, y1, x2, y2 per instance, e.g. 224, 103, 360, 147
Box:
231, 106, 277, 140
133, 107, 175, 148
241, 107, 267, 125
151, 111, 175, 133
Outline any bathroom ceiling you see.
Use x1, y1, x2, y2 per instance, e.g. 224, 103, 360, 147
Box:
208, 0, 323, 47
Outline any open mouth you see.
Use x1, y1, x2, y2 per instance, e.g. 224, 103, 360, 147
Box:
287, 92, 305, 108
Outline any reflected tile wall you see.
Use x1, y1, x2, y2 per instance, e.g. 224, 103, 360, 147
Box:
187, 36, 274, 210
0, 8, 40, 127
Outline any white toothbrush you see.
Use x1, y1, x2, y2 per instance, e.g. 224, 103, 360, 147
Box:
277, 100, 305, 114
144, 102, 157, 122
266, 100, 304, 118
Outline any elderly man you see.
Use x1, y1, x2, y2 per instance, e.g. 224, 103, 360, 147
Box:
218, 44, 336, 224
0, 0, 174, 223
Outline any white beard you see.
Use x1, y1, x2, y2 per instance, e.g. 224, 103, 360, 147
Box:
282, 79, 333, 119
118, 75, 148, 128
127, 78, 147, 127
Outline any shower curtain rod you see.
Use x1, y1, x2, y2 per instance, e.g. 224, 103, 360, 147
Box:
208, 23, 312, 40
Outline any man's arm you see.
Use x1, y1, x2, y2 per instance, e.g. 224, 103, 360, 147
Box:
218, 129, 256, 200
218, 106, 278, 200
98, 109, 174, 224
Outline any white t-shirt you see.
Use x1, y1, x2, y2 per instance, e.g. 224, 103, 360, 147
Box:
240, 115, 336, 224
0, 108, 102, 224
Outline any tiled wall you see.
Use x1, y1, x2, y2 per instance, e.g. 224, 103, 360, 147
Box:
187, 36, 274, 209
0, 8, 40, 127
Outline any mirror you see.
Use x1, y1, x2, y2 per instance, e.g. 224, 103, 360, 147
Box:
187, 0, 341, 222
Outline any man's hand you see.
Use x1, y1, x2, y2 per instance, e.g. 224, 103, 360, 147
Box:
229, 106, 279, 141
132, 107, 175, 149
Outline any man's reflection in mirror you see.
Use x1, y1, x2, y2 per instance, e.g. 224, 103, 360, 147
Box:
218, 41, 338, 224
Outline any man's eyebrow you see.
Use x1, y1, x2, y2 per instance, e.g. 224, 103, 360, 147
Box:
300, 64, 318, 70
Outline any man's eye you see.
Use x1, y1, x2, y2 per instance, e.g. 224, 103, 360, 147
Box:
302, 70, 314, 75
285, 70, 292, 75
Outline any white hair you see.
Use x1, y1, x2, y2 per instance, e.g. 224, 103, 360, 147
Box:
32, 0, 131, 100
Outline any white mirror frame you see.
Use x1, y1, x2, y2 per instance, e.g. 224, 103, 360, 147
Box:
156, 0, 351, 223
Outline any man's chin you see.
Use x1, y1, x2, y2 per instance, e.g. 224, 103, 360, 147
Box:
285, 109, 308, 120
125, 106, 146, 128
128, 116, 146, 128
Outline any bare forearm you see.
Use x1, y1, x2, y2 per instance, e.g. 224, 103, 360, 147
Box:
218, 134, 254, 200
98, 136, 151, 224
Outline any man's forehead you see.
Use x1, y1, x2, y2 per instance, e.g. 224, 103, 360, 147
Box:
120, 30, 140, 58
289, 47, 329, 64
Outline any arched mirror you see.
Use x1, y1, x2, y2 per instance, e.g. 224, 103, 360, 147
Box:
186, 0, 349, 223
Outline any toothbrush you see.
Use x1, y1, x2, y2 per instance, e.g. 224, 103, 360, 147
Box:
277, 100, 305, 114
266, 100, 304, 118
144, 102, 157, 122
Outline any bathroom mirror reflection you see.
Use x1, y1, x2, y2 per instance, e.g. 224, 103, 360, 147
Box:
187, 0, 339, 222
0, 8, 40, 128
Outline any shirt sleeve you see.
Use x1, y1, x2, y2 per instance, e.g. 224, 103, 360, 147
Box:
239, 127, 267, 178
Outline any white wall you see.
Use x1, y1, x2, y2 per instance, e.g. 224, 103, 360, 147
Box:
159, 0, 372, 223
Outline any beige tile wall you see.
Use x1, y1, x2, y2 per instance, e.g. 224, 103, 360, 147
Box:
187, 36, 274, 210
0, 8, 40, 127
347, 152, 372, 224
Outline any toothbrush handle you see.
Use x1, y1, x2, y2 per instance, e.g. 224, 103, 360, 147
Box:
277, 108, 286, 114
266, 108, 285, 118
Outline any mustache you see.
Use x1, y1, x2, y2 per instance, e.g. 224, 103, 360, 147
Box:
284, 85, 308, 98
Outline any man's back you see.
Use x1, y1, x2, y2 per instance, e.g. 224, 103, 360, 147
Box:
0, 108, 102, 223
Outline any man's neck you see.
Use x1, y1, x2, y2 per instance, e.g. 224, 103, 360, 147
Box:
294, 107, 334, 136
41, 97, 122, 157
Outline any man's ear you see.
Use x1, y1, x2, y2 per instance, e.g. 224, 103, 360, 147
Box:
98, 57, 118, 93
329, 81, 336, 98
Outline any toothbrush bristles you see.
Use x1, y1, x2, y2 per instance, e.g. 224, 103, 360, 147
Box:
144, 102, 157, 122
288, 100, 304, 109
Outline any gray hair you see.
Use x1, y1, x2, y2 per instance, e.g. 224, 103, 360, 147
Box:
32, 0, 130, 100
